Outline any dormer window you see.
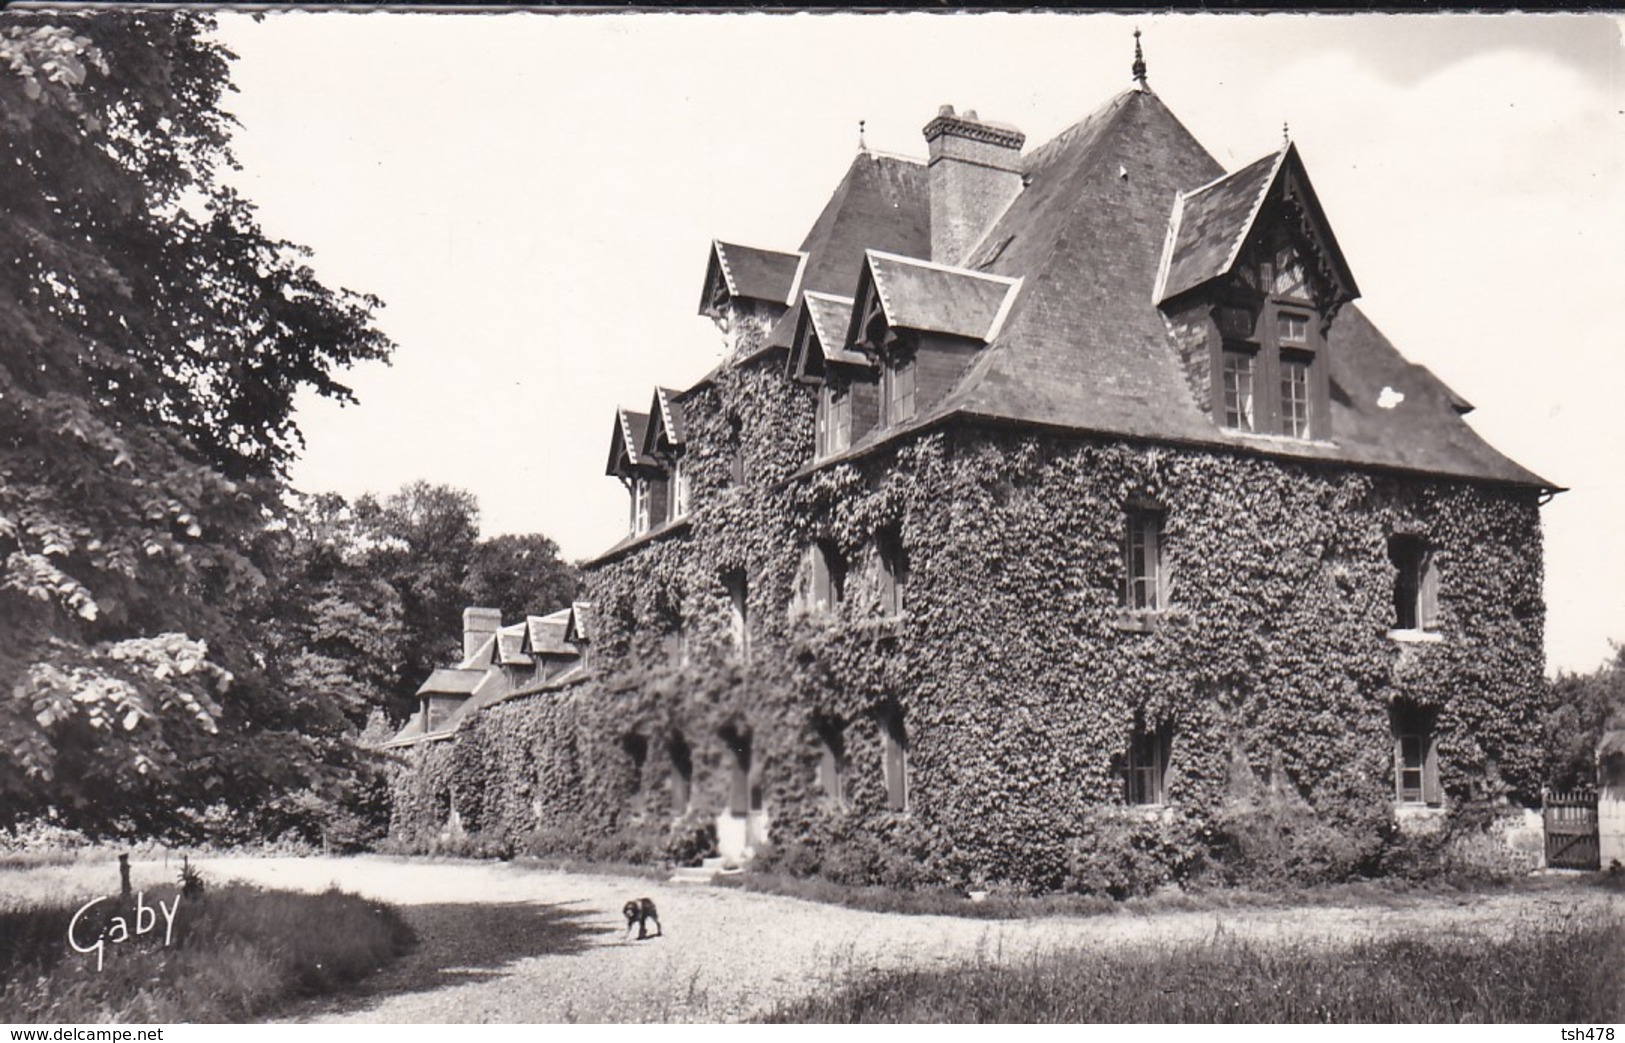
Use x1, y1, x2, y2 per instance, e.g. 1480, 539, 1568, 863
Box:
882, 353, 916, 426
1221, 346, 1257, 431
816, 381, 852, 459
632, 477, 651, 535
669, 456, 690, 521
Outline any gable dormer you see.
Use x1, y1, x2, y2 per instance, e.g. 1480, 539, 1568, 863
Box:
605, 408, 666, 535
1157, 144, 1358, 442
845, 250, 1021, 429
698, 240, 808, 363
787, 291, 880, 460
642, 387, 690, 522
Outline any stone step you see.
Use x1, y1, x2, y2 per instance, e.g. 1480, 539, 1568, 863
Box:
668, 865, 718, 885
700, 856, 728, 871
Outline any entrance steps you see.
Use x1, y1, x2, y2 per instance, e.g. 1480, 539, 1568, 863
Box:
668, 856, 743, 885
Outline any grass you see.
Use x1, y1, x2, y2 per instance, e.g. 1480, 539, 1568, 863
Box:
0, 881, 414, 1023
763, 914, 1625, 1023
712, 865, 1565, 921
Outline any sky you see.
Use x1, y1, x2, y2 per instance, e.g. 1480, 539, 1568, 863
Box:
210, 11, 1624, 676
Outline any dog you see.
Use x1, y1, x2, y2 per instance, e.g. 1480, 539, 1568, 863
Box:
622, 897, 661, 941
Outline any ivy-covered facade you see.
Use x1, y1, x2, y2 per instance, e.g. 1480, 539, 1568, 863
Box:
388, 67, 1556, 890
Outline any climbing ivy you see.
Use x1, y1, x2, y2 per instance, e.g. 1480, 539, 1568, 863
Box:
389, 317, 1547, 892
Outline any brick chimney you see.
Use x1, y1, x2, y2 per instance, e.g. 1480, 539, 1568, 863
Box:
922, 106, 1026, 266
463, 606, 502, 661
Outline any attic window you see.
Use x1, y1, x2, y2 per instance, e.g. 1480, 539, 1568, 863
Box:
816, 381, 852, 459
883, 353, 917, 426
631, 477, 652, 535
1221, 346, 1257, 432
1280, 354, 1312, 439
669, 456, 690, 521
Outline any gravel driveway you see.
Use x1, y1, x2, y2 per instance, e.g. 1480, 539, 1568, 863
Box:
193, 855, 1620, 1023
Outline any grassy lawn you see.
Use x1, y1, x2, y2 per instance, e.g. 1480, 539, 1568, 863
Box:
0, 881, 414, 1023
763, 914, 1625, 1023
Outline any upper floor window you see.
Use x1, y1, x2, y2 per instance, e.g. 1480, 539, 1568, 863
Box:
1279, 354, 1312, 438
1221, 346, 1257, 432
882, 354, 916, 426
1388, 535, 1439, 632
727, 414, 746, 487
803, 542, 845, 615
876, 531, 908, 616
816, 382, 852, 459
669, 456, 690, 521
631, 477, 652, 535
1124, 509, 1167, 612
723, 571, 749, 660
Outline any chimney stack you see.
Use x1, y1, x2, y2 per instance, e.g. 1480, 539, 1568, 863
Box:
463, 606, 502, 661
922, 105, 1026, 267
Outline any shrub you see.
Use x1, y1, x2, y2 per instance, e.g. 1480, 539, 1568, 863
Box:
663, 811, 718, 867
1209, 786, 1381, 888
1063, 806, 1207, 899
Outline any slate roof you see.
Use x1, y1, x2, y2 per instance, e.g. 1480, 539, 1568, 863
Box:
1156, 150, 1282, 303
525, 608, 577, 656
565, 601, 594, 644
788, 292, 869, 382
644, 387, 687, 455
415, 667, 485, 697
859, 250, 1021, 343
496, 622, 532, 666
761, 153, 931, 352
856, 88, 1551, 491
709, 240, 806, 306
605, 408, 651, 475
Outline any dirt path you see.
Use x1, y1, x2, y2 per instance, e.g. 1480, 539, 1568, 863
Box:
194, 855, 1621, 1023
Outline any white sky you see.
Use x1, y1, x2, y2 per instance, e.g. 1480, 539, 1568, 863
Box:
212, 11, 1624, 676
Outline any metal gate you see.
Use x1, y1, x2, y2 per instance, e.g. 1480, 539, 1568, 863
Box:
1543, 788, 1600, 870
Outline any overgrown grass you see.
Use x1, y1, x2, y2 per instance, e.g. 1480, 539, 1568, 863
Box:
763, 915, 1625, 1023
0, 882, 414, 1022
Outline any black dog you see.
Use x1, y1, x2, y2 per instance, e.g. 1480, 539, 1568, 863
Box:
623, 897, 661, 941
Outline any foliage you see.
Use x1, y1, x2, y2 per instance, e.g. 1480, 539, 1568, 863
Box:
466, 532, 582, 633
0, 12, 393, 833
1544, 643, 1625, 790
0, 883, 413, 1022
760, 916, 1625, 1023
389, 305, 1547, 892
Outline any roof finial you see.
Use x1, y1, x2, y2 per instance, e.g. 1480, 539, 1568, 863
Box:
1282, 121, 1290, 147
858, 118, 868, 153
1132, 28, 1148, 91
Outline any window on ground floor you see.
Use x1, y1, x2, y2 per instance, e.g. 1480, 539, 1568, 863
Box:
878, 707, 909, 812
1391, 701, 1440, 805
1123, 721, 1170, 805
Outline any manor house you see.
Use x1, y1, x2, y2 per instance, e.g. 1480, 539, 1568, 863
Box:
387, 45, 1555, 887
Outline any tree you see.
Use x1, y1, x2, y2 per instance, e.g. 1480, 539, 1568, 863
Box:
0, 14, 392, 833
467, 533, 582, 634
1544, 645, 1625, 791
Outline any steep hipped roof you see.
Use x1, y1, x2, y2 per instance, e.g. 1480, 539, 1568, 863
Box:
762, 153, 930, 351
899, 88, 1549, 490
857, 250, 1021, 343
